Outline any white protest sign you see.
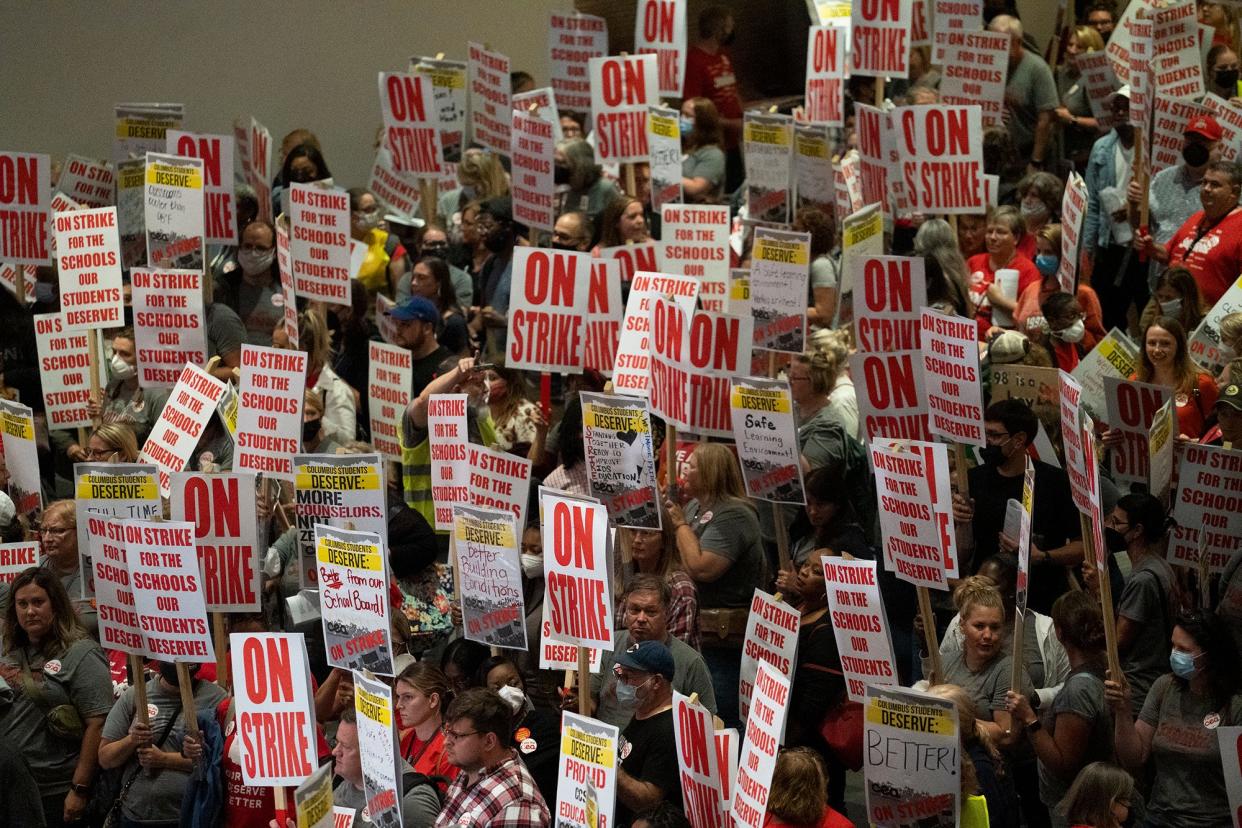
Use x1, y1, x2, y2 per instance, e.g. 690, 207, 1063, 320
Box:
378, 72, 445, 179
1191, 275, 1242, 371
230, 633, 318, 785
511, 108, 556, 233
130, 268, 207, 388
750, 227, 809, 353
744, 113, 795, 225
822, 556, 898, 701
57, 154, 115, 209
114, 103, 183, 163
455, 505, 527, 650
1104, 376, 1172, 488
1078, 52, 1119, 121
612, 270, 700, 397
853, 255, 926, 352
1152, 97, 1213, 174
289, 183, 350, 306
0, 150, 51, 265
851, 0, 911, 77
513, 87, 564, 145
731, 662, 791, 828
54, 206, 124, 329
648, 106, 683, 211
144, 152, 205, 271
556, 712, 619, 828
864, 685, 960, 827
850, 350, 931, 442
729, 267, 752, 316
353, 673, 403, 828
411, 56, 468, 162
673, 691, 725, 827
1128, 17, 1154, 129
1149, 397, 1176, 499
659, 205, 730, 312
795, 125, 835, 213
854, 105, 894, 217
581, 392, 660, 530
542, 489, 614, 650
870, 440, 956, 589
932, 0, 982, 63
467, 42, 512, 155
295, 762, 335, 828
123, 518, 215, 663
166, 130, 237, 246
938, 31, 1010, 128
277, 221, 298, 348
0, 399, 41, 517
805, 24, 847, 126
1059, 371, 1092, 514
507, 247, 590, 372
86, 516, 142, 654
539, 609, 603, 672
1152, 0, 1203, 101
589, 54, 659, 163
468, 444, 532, 529
895, 105, 984, 214
600, 240, 660, 283
1204, 93, 1242, 163
428, 394, 470, 531
549, 12, 609, 118
0, 262, 36, 305
738, 589, 800, 725
294, 454, 388, 590
367, 341, 412, 461
244, 117, 273, 223
171, 473, 262, 613
1219, 726, 1242, 828
730, 378, 804, 504
74, 463, 161, 598
584, 259, 624, 375
116, 159, 146, 270
649, 296, 753, 438
369, 147, 422, 219
921, 307, 985, 446
1058, 172, 1087, 294
139, 363, 227, 495
635, 0, 686, 96
1170, 443, 1242, 572
235, 344, 307, 481
1071, 327, 1140, 419
0, 541, 40, 584
317, 525, 394, 675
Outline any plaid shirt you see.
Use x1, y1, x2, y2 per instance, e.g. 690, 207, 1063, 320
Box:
434, 751, 551, 828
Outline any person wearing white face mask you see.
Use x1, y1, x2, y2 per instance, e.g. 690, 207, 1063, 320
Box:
215, 220, 283, 346
349, 187, 409, 299
76, 327, 169, 452
478, 656, 560, 809
1137, 266, 1206, 343
511, 523, 561, 713
1013, 226, 1105, 366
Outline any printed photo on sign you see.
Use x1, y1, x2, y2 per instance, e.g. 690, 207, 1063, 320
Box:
581, 392, 660, 529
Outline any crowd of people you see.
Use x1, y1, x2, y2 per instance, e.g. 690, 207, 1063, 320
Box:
6, 1, 1242, 827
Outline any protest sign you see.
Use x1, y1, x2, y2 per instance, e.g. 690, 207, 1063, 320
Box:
932, 0, 982, 62
369, 148, 422, 219
556, 712, 619, 828
731, 662, 791, 828
295, 763, 335, 828
468, 42, 512, 155
648, 106, 683, 210
0, 151, 50, 265
367, 341, 412, 461
853, 255, 926, 352
378, 72, 444, 179
716, 728, 738, 812
1104, 376, 1172, 488
54, 206, 124, 329
738, 589, 800, 724
805, 24, 847, 126
850, 350, 930, 442
794, 125, 834, 213
583, 259, 623, 374
990, 364, 1060, 432
1219, 726, 1242, 828
581, 392, 659, 529
130, 268, 207, 388
896, 105, 984, 214
750, 227, 809, 352
1152, 0, 1203, 101
1169, 443, 1242, 572
510, 108, 556, 232
455, 505, 527, 650
822, 557, 898, 701
542, 489, 614, 649
114, 103, 183, 163
230, 632, 317, 785
1077, 52, 1119, 121
33, 314, 97, 430
513, 88, 564, 145
589, 54, 659, 163
288, 182, 350, 305
743, 113, 795, 224
659, 205, 730, 312
1149, 398, 1175, 499
1058, 172, 1088, 294
1128, 17, 1154, 129
507, 247, 590, 372
0, 399, 40, 516
295, 454, 387, 589
854, 105, 893, 216
468, 444, 533, 528
86, 516, 142, 653
0, 262, 36, 305
171, 473, 262, 613
411, 56, 467, 162
353, 673, 403, 828
672, 691, 725, 828
1190, 275, 1242, 372
635, 0, 686, 95
0, 541, 39, 584
1071, 328, 1139, 418
277, 221, 299, 347
1204, 93, 1242, 163
549, 12, 609, 118
144, 153, 205, 271
539, 609, 603, 672
864, 685, 959, 827
115, 159, 147, 269
74, 463, 161, 597
1059, 371, 1092, 513
730, 378, 804, 504
870, 440, 957, 589
316, 525, 394, 675
599, 240, 659, 283
123, 518, 215, 662
1152, 98, 1213, 174
243, 117, 273, 223
428, 394, 470, 532
649, 296, 753, 438
729, 268, 752, 316
166, 131, 237, 246
235, 344, 307, 480
938, 31, 1010, 128
851, 0, 910, 76
58, 154, 115, 208
612, 270, 699, 397
139, 363, 227, 495
921, 307, 985, 446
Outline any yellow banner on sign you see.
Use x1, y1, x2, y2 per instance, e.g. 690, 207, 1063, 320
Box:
755, 238, 809, 266
0, 411, 34, 441
75, 474, 159, 501
583, 405, 649, 432
744, 123, 790, 146
296, 774, 333, 828
843, 209, 883, 249
1098, 335, 1138, 377
118, 164, 145, 190
416, 66, 466, 89
317, 538, 384, 572
115, 118, 172, 140
356, 685, 392, 727
865, 696, 957, 736
649, 113, 678, 138
796, 132, 829, 159
295, 466, 382, 490
454, 518, 516, 548
145, 162, 204, 190
731, 277, 751, 302
561, 726, 616, 768
730, 387, 792, 413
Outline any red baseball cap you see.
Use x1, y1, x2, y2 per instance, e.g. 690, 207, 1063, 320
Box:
1185, 115, 1223, 141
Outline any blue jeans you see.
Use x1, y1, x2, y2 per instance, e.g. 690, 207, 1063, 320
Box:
703, 644, 743, 730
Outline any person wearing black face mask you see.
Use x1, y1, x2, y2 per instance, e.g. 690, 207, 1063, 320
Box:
301, 389, 342, 455
951, 400, 1083, 615
550, 211, 592, 251
469, 197, 519, 359
685, 5, 745, 192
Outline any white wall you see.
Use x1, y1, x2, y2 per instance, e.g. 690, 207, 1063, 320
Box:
0, 0, 565, 187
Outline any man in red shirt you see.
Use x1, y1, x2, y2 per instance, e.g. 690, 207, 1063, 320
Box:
683, 5, 744, 190
1138, 159, 1242, 306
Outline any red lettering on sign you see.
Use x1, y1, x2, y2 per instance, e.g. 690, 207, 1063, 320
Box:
386, 74, 427, 122
864, 258, 912, 312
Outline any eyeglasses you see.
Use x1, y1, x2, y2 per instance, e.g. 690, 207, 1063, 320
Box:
240, 244, 275, 253
984, 430, 1011, 442
86, 447, 119, 460
39, 526, 72, 537
441, 726, 479, 741
474, 216, 499, 232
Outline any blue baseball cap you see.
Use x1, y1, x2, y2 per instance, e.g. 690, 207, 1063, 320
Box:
614, 640, 675, 680
386, 296, 438, 323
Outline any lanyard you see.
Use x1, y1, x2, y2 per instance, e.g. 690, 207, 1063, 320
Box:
1180, 207, 1238, 261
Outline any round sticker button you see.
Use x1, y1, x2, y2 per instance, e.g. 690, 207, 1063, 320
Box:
520, 738, 538, 754
514, 727, 531, 742
148, 704, 159, 719
43, 660, 62, 675
1204, 712, 1221, 730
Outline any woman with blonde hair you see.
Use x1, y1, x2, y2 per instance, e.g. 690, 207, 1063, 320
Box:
1128, 316, 1218, 438
1217, 311, 1242, 385
681, 96, 726, 203
927, 683, 1020, 828
1055, 25, 1106, 168
1138, 266, 1206, 337
762, 748, 851, 828
438, 148, 509, 236
1057, 762, 1135, 828
84, 422, 139, 462
296, 308, 357, 445
806, 328, 857, 439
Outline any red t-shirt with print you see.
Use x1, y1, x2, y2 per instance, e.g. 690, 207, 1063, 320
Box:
1164, 207, 1242, 305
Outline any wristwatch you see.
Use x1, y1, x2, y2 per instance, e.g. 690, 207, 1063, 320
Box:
71, 783, 91, 796
1025, 718, 1042, 733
